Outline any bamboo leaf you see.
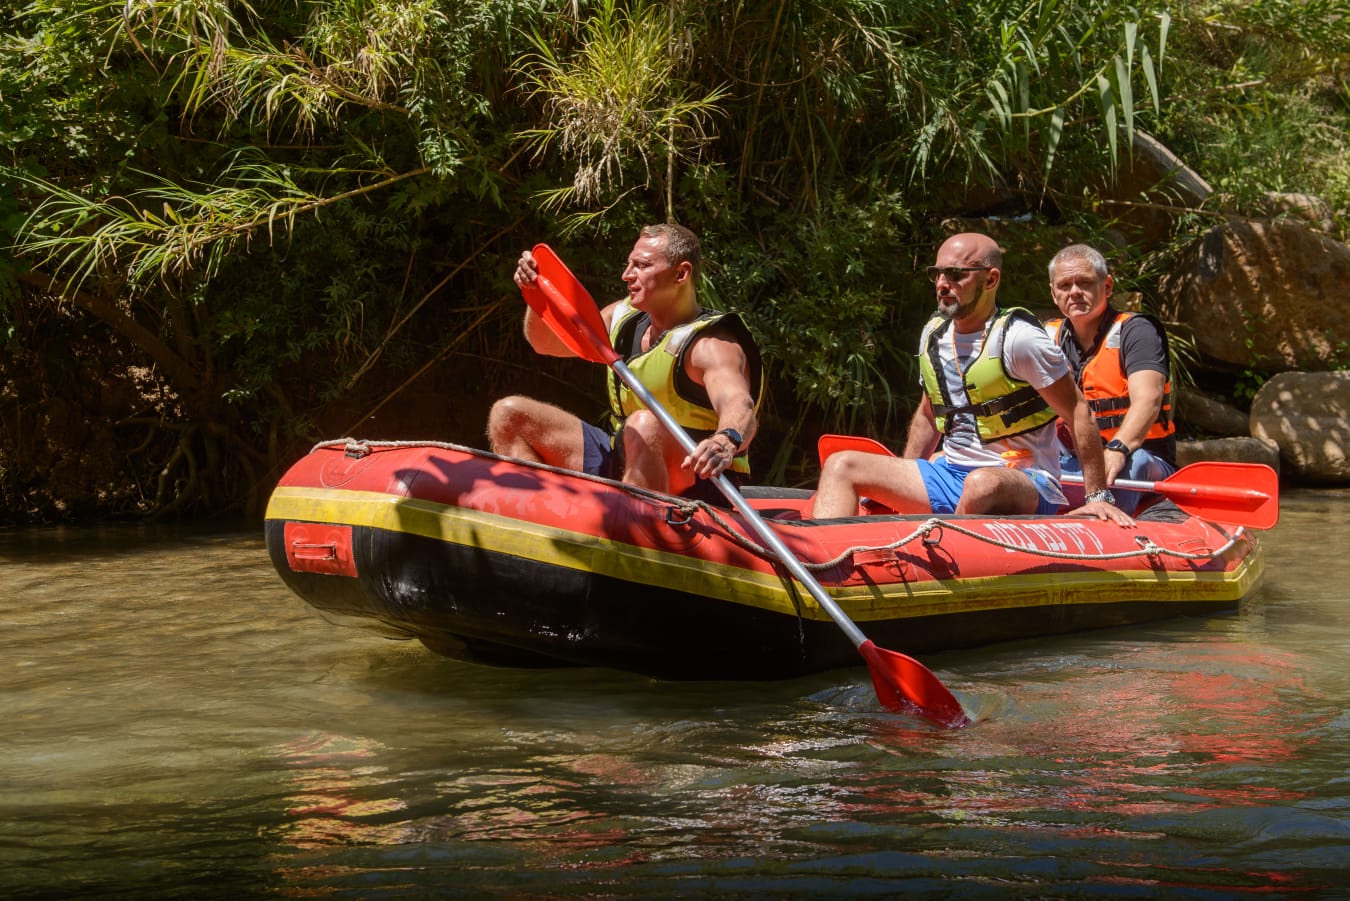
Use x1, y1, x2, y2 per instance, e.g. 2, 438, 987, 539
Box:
987, 78, 1012, 130
1016, 26, 1041, 75
1115, 54, 1134, 153
1043, 107, 1065, 179
1018, 60, 1031, 144
1141, 44, 1160, 115
1097, 72, 1118, 168
1158, 9, 1170, 73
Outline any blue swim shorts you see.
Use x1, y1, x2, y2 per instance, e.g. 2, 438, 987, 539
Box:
916, 456, 1060, 516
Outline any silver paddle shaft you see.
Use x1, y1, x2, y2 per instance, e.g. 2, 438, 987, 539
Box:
612, 360, 868, 649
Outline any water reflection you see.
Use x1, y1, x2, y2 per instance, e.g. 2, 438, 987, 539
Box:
1, 492, 1347, 898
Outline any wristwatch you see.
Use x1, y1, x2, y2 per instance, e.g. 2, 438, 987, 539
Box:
1084, 488, 1117, 505
1104, 438, 1132, 461
716, 428, 744, 452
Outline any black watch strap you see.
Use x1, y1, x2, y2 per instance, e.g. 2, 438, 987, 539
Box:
716, 428, 743, 452
1104, 438, 1132, 459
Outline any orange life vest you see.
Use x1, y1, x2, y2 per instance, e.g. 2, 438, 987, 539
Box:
1046, 311, 1174, 441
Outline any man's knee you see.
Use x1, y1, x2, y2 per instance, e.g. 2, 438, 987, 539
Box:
488, 395, 568, 453
961, 466, 1002, 498
818, 452, 853, 488
1127, 450, 1174, 483
487, 395, 525, 438
621, 409, 663, 443
621, 410, 684, 464
960, 466, 1034, 514
489, 394, 530, 421
487, 395, 531, 452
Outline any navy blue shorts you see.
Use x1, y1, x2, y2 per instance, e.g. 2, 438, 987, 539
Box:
581, 421, 618, 478
581, 420, 737, 506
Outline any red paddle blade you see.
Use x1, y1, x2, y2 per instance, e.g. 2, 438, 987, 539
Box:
1158, 461, 1280, 530
817, 434, 894, 467
858, 640, 970, 728
520, 243, 619, 365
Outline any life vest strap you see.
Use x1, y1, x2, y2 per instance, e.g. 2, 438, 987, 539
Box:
1090, 398, 1174, 430
932, 383, 1045, 424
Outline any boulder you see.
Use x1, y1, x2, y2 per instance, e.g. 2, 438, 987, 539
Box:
1257, 192, 1335, 232
1175, 385, 1250, 438
1249, 371, 1350, 483
1176, 437, 1281, 472
1157, 219, 1350, 371
1095, 131, 1213, 247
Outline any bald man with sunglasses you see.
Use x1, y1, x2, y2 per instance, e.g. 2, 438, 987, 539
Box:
813, 232, 1131, 524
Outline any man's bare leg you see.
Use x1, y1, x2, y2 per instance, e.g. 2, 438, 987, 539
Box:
955, 466, 1039, 515
487, 395, 586, 470
811, 451, 933, 518
617, 409, 690, 494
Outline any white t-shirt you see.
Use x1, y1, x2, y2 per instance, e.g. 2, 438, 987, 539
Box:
920, 312, 1069, 502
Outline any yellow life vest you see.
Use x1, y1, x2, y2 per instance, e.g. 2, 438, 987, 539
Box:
919, 307, 1057, 443
606, 301, 763, 476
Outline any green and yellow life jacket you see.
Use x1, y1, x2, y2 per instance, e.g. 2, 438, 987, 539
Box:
606, 301, 763, 476
918, 307, 1057, 443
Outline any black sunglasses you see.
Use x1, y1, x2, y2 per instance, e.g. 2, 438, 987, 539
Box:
926, 266, 990, 284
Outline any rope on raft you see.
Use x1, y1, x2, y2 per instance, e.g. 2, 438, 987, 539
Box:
691, 503, 1245, 571
314, 438, 1244, 572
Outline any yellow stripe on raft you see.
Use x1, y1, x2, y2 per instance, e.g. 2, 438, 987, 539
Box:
266, 486, 1261, 623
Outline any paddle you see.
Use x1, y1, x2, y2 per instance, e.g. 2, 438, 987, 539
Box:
1060, 464, 1279, 529
522, 245, 969, 728
816, 434, 1280, 529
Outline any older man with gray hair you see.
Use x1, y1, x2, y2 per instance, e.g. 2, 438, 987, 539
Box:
1044, 244, 1177, 516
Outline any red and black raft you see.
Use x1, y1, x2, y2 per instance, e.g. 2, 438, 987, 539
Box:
264, 439, 1264, 680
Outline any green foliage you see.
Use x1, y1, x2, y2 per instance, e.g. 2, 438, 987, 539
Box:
704, 191, 920, 452
515, 0, 728, 226
1157, 0, 1350, 235
0, 0, 1338, 519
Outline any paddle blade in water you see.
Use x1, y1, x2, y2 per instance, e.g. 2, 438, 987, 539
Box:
859, 640, 970, 728
522, 243, 619, 365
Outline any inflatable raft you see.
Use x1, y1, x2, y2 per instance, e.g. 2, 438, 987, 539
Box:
263, 439, 1266, 680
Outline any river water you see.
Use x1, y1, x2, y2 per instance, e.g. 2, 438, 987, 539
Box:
2, 491, 1348, 899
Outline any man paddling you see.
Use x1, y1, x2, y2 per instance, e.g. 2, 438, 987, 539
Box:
1045, 244, 1178, 516
489, 224, 763, 505
812, 232, 1131, 523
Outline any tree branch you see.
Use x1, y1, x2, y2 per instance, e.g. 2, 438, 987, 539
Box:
17, 269, 202, 396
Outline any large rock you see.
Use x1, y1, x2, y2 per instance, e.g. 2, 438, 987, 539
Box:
1158, 219, 1350, 371
1249, 371, 1350, 483
1095, 132, 1212, 247
1175, 385, 1250, 438
1176, 437, 1280, 472
1257, 192, 1335, 232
